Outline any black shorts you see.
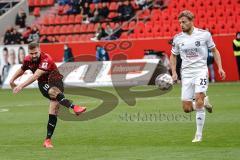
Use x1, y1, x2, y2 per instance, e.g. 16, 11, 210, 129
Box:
38, 72, 64, 100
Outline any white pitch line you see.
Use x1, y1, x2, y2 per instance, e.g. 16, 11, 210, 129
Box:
0, 109, 9, 112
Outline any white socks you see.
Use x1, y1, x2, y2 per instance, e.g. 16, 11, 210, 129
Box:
195, 107, 206, 137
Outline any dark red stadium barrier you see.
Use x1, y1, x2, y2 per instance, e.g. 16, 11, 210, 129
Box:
40, 35, 239, 81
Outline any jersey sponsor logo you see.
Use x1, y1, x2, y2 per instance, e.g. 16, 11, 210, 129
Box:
183, 48, 200, 59
41, 62, 48, 69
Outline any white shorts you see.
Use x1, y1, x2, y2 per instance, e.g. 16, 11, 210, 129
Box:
181, 70, 208, 101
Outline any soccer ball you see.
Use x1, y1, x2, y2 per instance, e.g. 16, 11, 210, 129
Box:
155, 73, 173, 90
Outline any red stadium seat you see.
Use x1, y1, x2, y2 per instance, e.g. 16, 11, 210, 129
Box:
41, 0, 48, 6
136, 32, 145, 39
80, 24, 88, 32
137, 9, 150, 19
47, 15, 55, 25
66, 25, 74, 34
101, 22, 107, 29
110, 22, 116, 29
128, 33, 136, 39
108, 12, 118, 19
60, 15, 68, 24
87, 23, 95, 32
131, 1, 138, 9
40, 27, 47, 35
226, 22, 236, 34
128, 21, 136, 30
54, 16, 61, 25
33, 7, 40, 17
172, 25, 180, 35
217, 24, 229, 34
109, 2, 117, 11
121, 22, 129, 30
47, 26, 54, 35
93, 23, 100, 31
207, 17, 217, 25
90, 3, 95, 12
120, 32, 128, 39
47, 0, 54, 5
66, 35, 73, 42
68, 15, 75, 24
53, 26, 60, 34
60, 25, 67, 34
217, 16, 226, 25
75, 15, 82, 23
153, 26, 162, 37
28, 0, 34, 7
59, 35, 66, 42
136, 21, 145, 29
216, 5, 226, 12
42, 16, 49, 25
73, 24, 81, 33
34, 0, 41, 6
73, 35, 80, 42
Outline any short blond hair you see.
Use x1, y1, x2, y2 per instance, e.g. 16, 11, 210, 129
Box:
178, 10, 195, 21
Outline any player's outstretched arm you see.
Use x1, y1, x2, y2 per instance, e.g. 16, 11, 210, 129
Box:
9, 68, 25, 89
211, 47, 226, 80
170, 53, 178, 81
13, 69, 46, 94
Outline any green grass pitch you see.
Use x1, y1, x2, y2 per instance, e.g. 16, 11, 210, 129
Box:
0, 82, 239, 160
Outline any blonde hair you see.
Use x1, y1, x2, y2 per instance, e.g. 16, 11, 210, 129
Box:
178, 10, 195, 21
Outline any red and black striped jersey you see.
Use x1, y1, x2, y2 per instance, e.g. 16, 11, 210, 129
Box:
21, 52, 60, 82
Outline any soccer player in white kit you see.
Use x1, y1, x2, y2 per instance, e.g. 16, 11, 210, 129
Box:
170, 10, 226, 142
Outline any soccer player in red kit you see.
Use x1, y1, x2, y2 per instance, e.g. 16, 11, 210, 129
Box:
9, 42, 86, 148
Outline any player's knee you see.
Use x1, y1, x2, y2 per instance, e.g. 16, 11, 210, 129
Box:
48, 87, 61, 98
182, 103, 193, 113
195, 93, 205, 107
50, 106, 59, 115
196, 98, 204, 107
183, 107, 192, 113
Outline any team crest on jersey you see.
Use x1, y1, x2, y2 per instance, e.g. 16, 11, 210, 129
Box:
195, 41, 200, 47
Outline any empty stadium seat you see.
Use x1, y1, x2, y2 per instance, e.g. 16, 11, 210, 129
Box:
33, 7, 40, 17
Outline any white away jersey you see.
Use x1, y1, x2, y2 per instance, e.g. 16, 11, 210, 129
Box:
171, 28, 215, 75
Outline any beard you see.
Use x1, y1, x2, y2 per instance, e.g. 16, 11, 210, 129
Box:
182, 26, 192, 33
32, 56, 39, 62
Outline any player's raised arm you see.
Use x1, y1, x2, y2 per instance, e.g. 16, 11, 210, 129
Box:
211, 47, 226, 80
13, 69, 46, 94
9, 67, 25, 89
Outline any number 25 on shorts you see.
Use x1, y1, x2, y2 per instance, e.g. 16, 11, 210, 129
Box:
200, 78, 207, 85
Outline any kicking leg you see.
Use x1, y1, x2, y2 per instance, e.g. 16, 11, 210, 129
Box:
48, 87, 86, 115
204, 96, 213, 113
